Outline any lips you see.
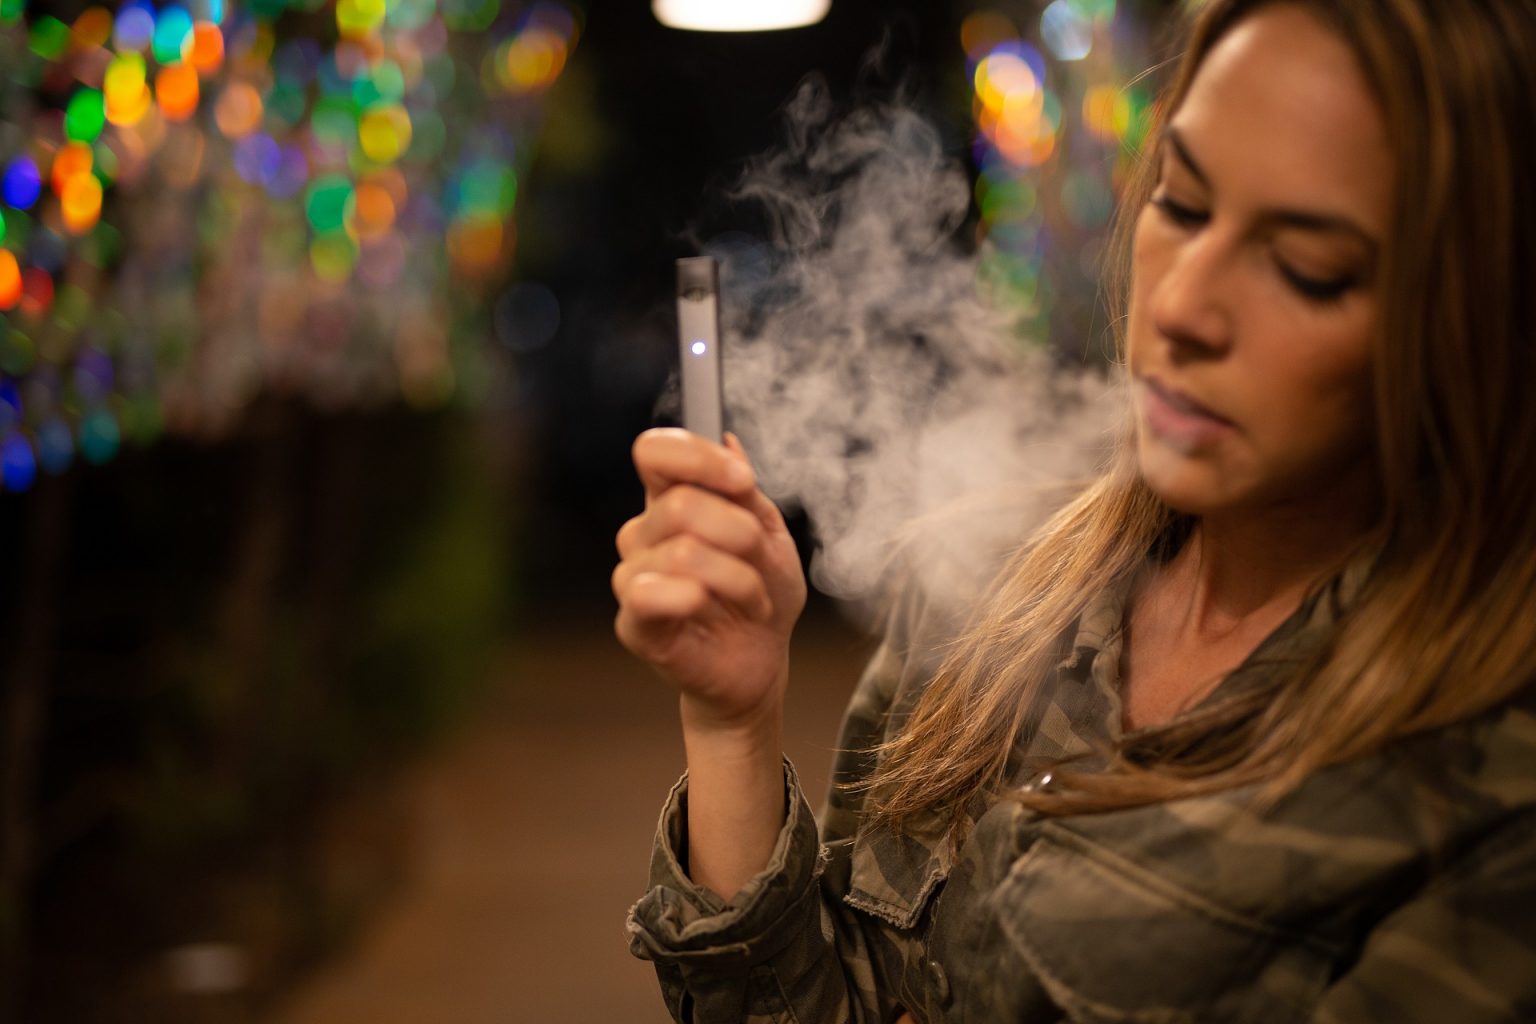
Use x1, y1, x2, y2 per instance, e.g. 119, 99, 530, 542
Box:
1138, 375, 1234, 449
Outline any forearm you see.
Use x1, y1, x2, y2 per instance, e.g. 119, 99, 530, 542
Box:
679, 688, 788, 902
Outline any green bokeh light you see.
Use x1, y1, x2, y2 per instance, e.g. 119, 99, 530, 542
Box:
305, 175, 354, 233
28, 15, 68, 58
66, 89, 107, 143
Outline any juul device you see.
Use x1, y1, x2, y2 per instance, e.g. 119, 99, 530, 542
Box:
676, 256, 724, 444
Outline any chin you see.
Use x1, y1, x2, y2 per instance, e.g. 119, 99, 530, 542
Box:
1135, 435, 1234, 516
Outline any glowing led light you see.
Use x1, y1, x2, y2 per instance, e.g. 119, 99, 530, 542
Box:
447, 213, 504, 272
233, 133, 280, 184
152, 5, 194, 63
960, 10, 1018, 62
2, 433, 36, 491
65, 88, 107, 142
502, 28, 567, 93
347, 181, 396, 239
29, 15, 68, 58
976, 51, 1039, 110
336, 0, 386, 36
454, 160, 517, 217
51, 143, 93, 196
690, 340, 706, 356
156, 64, 200, 120
61, 174, 103, 234
214, 81, 262, 138
1083, 84, 1131, 141
104, 52, 150, 125
0, 0, 24, 25
652, 0, 828, 31
113, 1, 155, 52
1040, 0, 1092, 61
0, 252, 20, 310
357, 103, 412, 163
305, 175, 354, 233
2, 159, 42, 209
71, 7, 115, 50
189, 22, 224, 73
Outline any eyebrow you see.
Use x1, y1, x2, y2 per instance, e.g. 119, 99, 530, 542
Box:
1161, 126, 1381, 254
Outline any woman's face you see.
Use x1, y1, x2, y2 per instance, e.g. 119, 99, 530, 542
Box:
1126, 4, 1393, 520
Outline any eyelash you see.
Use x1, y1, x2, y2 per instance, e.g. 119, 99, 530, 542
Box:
1149, 194, 1358, 307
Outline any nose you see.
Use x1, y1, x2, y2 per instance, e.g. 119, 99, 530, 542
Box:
1148, 230, 1233, 358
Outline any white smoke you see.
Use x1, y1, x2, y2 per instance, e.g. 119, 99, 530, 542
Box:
693, 81, 1122, 625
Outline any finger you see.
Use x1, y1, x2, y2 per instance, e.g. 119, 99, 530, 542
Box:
633, 427, 755, 501
614, 573, 709, 651
624, 485, 764, 560
616, 536, 772, 621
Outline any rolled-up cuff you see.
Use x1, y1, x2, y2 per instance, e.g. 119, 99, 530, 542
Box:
627, 757, 826, 970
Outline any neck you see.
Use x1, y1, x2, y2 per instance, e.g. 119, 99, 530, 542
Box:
1163, 481, 1378, 641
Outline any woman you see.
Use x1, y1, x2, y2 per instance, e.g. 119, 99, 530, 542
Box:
614, 0, 1536, 1020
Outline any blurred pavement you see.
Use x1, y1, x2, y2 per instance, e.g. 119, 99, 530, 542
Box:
271, 603, 873, 1024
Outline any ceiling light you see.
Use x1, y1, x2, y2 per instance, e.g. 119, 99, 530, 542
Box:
652, 0, 831, 32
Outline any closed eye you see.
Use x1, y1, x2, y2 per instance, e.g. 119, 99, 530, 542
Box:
1150, 193, 1208, 228
1277, 263, 1358, 305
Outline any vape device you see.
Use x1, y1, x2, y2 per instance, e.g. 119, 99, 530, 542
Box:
676, 256, 724, 444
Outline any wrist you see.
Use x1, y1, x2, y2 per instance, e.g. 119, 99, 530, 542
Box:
676, 662, 787, 743
678, 691, 784, 754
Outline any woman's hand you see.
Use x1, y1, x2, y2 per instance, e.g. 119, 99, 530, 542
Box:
613, 428, 807, 734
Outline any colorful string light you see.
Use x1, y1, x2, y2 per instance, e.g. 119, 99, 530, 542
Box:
0, 0, 581, 490
963, 2, 1152, 342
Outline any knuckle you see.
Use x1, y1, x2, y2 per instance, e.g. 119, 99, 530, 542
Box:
615, 516, 639, 555
667, 533, 706, 570
659, 485, 703, 529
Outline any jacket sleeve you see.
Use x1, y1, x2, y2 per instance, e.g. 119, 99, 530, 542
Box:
625, 758, 908, 1023
1312, 813, 1536, 1023
626, 615, 933, 1024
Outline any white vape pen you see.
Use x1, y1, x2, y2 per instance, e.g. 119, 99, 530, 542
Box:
676, 256, 724, 444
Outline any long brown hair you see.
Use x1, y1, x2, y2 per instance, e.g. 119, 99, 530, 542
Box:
867, 0, 1536, 830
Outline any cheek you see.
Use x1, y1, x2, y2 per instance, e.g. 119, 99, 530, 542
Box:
1249, 324, 1376, 465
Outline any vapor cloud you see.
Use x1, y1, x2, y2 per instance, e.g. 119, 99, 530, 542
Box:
690, 81, 1120, 625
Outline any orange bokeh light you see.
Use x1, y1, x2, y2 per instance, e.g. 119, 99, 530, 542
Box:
447, 215, 505, 273
0, 251, 20, 310
214, 81, 263, 138
190, 22, 225, 76
61, 173, 104, 234
50, 142, 94, 196
70, 6, 114, 50
156, 64, 200, 121
349, 182, 396, 240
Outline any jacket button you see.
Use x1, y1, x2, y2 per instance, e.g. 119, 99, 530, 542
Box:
1022, 769, 1054, 793
926, 958, 951, 1004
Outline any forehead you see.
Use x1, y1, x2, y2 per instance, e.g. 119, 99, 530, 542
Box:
1173, 4, 1393, 231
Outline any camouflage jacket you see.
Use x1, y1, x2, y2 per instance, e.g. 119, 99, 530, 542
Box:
626, 567, 1536, 1022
